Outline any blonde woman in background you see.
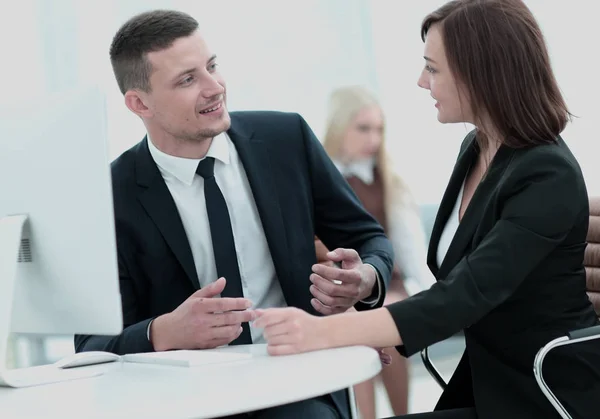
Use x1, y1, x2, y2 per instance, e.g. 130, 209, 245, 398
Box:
315, 86, 434, 418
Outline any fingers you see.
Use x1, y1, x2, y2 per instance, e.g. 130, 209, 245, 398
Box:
325, 248, 360, 263
311, 298, 346, 316
209, 324, 243, 340
264, 332, 297, 347
377, 348, 393, 365
266, 344, 298, 356
190, 326, 243, 349
253, 307, 297, 329
192, 277, 226, 298
196, 297, 253, 313
262, 321, 295, 341
255, 309, 300, 346
310, 273, 360, 299
212, 309, 256, 327
311, 264, 361, 285
252, 309, 266, 317
309, 284, 353, 310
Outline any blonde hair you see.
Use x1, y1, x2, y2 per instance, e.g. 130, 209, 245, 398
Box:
323, 86, 411, 216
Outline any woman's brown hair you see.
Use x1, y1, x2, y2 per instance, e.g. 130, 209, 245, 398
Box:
422, 0, 571, 148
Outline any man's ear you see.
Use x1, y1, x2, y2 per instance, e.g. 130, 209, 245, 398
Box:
124, 90, 152, 118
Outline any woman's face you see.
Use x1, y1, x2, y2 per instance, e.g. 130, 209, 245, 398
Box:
341, 105, 384, 161
417, 24, 473, 124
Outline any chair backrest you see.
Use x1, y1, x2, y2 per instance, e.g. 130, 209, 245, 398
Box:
585, 197, 600, 317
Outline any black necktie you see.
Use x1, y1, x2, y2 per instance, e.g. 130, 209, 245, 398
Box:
196, 157, 252, 345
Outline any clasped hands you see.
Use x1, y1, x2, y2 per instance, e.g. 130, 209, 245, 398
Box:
253, 248, 390, 361
150, 248, 389, 363
309, 248, 377, 315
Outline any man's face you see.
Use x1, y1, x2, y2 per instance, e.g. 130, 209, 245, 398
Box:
141, 31, 230, 143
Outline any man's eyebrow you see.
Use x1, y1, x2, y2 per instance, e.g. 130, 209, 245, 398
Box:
172, 55, 218, 81
173, 67, 196, 81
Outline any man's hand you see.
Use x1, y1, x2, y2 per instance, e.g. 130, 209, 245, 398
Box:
150, 278, 255, 351
309, 248, 377, 315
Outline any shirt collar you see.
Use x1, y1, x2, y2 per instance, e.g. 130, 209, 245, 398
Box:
147, 132, 231, 186
333, 157, 376, 185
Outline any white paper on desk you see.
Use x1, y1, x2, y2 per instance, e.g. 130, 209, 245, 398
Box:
122, 350, 253, 367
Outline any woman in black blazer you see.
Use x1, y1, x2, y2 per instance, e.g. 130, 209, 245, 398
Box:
254, 1, 600, 418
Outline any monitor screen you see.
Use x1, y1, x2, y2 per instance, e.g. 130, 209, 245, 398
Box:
0, 87, 122, 337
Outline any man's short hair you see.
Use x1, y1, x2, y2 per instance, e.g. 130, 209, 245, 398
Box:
109, 10, 199, 94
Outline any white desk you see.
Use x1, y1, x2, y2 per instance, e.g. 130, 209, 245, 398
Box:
0, 344, 381, 418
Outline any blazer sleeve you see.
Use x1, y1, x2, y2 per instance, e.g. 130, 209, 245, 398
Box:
74, 241, 155, 355
387, 146, 585, 356
297, 114, 395, 309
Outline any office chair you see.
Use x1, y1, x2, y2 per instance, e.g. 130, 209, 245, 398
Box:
533, 325, 600, 418
532, 198, 600, 417
419, 346, 447, 391
585, 197, 600, 316
420, 325, 600, 419
421, 197, 600, 417
347, 385, 359, 419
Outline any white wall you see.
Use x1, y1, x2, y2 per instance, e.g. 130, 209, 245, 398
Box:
12, 0, 379, 161
369, 0, 599, 204
2, 1, 597, 201
529, 1, 599, 196
0, 2, 46, 96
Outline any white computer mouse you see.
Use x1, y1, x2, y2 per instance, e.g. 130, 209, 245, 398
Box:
55, 351, 121, 369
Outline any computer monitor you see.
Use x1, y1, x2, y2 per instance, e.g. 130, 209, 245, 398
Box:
0, 87, 123, 386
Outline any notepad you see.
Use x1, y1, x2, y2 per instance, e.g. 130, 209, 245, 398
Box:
122, 350, 253, 367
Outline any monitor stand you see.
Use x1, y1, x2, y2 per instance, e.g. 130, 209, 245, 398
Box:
0, 215, 103, 387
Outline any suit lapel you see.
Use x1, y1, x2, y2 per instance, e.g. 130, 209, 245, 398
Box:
432, 136, 516, 280
135, 138, 200, 289
227, 117, 292, 287
427, 135, 477, 277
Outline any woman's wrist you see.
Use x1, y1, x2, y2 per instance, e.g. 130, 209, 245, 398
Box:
317, 311, 357, 350
320, 308, 403, 350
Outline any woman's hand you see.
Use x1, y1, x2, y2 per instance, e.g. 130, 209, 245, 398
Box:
253, 307, 330, 356
376, 348, 393, 365
254, 306, 403, 358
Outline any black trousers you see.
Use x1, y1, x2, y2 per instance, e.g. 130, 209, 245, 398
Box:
222, 395, 339, 419
389, 408, 477, 419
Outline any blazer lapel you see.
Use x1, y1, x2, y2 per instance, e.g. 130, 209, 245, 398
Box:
227, 117, 292, 287
435, 140, 516, 280
135, 138, 200, 289
427, 135, 477, 277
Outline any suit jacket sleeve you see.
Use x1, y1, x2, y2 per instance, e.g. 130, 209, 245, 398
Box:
74, 241, 155, 355
387, 146, 585, 356
297, 114, 394, 309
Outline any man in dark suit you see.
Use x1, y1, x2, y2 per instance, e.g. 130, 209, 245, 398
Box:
75, 9, 393, 418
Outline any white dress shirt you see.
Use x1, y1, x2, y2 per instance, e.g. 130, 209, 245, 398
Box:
147, 133, 286, 343
334, 158, 377, 185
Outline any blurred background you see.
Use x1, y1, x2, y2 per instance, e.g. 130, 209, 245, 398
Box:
1, 0, 596, 416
